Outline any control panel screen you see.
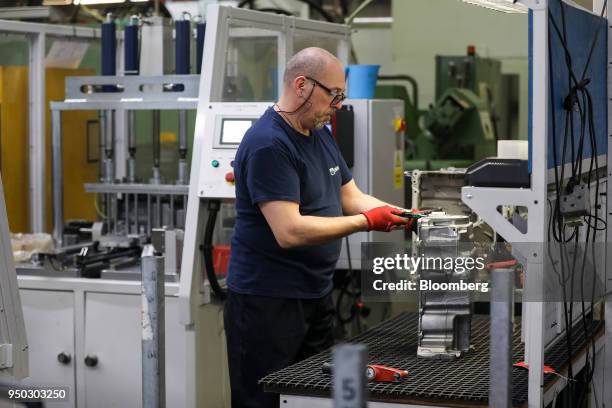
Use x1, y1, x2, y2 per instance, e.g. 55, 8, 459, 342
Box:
221, 119, 253, 144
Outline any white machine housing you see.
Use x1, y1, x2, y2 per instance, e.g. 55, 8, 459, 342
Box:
337, 99, 405, 270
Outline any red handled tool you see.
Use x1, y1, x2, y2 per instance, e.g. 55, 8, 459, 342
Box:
485, 259, 518, 270
322, 362, 408, 382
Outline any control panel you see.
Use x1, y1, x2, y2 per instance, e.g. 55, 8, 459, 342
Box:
197, 102, 270, 199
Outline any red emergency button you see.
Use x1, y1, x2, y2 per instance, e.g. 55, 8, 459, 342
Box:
225, 172, 235, 183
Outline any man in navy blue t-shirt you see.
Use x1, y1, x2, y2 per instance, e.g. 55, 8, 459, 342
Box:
224, 47, 413, 408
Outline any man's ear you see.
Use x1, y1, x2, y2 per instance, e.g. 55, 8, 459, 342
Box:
295, 76, 305, 96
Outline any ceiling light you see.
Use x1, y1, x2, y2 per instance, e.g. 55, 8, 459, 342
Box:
460, 0, 528, 13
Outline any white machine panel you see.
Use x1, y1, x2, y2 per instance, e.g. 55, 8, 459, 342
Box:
337, 99, 405, 270
21, 290, 75, 408
83, 293, 185, 408
197, 102, 271, 199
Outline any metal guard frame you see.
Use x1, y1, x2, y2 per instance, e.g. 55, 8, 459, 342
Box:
461, 1, 610, 406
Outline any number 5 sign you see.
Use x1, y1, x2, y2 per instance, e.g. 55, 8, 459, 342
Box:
332, 344, 367, 408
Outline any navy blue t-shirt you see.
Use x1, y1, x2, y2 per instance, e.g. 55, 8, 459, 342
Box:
227, 107, 352, 299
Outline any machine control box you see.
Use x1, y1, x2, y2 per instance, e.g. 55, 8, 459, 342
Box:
197, 102, 270, 199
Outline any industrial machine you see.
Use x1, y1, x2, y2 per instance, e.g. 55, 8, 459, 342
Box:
11, 5, 351, 407
379, 48, 520, 172
13, 11, 216, 408
416, 48, 519, 166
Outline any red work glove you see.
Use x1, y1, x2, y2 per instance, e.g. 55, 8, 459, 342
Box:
361, 205, 412, 232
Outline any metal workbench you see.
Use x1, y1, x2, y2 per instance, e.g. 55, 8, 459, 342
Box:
261, 312, 602, 407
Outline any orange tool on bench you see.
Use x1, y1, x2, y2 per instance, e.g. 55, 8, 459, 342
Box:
322, 362, 408, 382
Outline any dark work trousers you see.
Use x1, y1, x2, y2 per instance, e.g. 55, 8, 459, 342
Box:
224, 289, 335, 408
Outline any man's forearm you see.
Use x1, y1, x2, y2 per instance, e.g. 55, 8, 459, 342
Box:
282, 214, 368, 248
345, 193, 393, 215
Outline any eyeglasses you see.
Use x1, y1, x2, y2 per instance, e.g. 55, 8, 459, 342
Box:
305, 76, 346, 107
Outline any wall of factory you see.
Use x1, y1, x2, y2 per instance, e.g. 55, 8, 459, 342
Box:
0, 37, 102, 232
351, 22, 394, 75
0, 66, 98, 233
0, 36, 100, 71
574, 0, 593, 9
391, 0, 529, 140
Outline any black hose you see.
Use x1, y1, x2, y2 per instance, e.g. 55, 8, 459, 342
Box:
339, 0, 349, 17
238, 0, 254, 8
238, 0, 336, 22
295, 0, 336, 22
377, 74, 419, 111
201, 200, 227, 300
255, 7, 294, 16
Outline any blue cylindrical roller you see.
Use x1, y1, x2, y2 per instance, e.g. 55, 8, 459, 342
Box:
124, 21, 139, 75
175, 20, 191, 74
101, 19, 116, 76
196, 22, 206, 74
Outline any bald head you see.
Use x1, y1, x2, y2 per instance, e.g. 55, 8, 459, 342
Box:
283, 47, 342, 86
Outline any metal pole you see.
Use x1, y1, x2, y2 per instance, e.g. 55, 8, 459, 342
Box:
128, 111, 136, 182
332, 344, 367, 408
28, 31, 45, 232
141, 244, 165, 408
489, 267, 514, 408
177, 110, 188, 184
104, 110, 115, 182
99, 111, 107, 180
151, 111, 161, 184
134, 194, 139, 234
51, 109, 63, 245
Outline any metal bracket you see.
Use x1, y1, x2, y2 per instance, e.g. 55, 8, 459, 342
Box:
65, 75, 200, 102
461, 186, 543, 262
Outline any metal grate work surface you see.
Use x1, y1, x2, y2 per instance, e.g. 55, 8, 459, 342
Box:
260, 312, 602, 406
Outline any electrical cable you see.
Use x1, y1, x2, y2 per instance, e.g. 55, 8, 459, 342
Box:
336, 236, 360, 326
547, 20, 575, 397
200, 200, 227, 300
546, 1, 608, 402
274, 80, 317, 130
238, 0, 335, 22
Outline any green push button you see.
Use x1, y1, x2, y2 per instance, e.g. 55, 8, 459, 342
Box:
211, 160, 220, 168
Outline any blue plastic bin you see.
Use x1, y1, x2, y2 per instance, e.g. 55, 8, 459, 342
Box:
346, 64, 380, 98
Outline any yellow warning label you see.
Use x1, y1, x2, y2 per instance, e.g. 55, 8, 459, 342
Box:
393, 150, 403, 190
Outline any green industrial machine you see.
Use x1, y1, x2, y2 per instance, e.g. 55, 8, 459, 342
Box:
376, 48, 519, 171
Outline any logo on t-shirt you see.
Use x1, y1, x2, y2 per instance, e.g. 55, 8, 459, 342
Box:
329, 165, 340, 176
